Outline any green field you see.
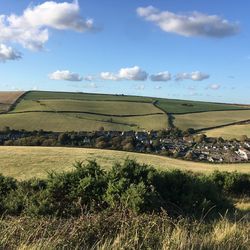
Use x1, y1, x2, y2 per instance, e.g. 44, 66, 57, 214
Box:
174, 110, 250, 130
0, 112, 167, 131
13, 99, 162, 115
22, 91, 249, 114
0, 146, 249, 180
205, 123, 250, 139
0, 90, 249, 132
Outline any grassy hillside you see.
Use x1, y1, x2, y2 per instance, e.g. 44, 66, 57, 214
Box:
156, 99, 249, 114
22, 91, 250, 114
12, 99, 162, 115
0, 112, 167, 131
205, 123, 250, 139
0, 146, 249, 180
0, 90, 249, 132
174, 110, 250, 130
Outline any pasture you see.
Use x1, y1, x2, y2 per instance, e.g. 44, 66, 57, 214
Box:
205, 123, 250, 139
0, 112, 167, 131
0, 146, 249, 180
174, 110, 250, 130
12, 99, 162, 115
0, 90, 249, 132
22, 91, 249, 114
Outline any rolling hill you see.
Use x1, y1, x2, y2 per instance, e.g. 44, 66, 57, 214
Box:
0, 90, 249, 137
1, 146, 249, 180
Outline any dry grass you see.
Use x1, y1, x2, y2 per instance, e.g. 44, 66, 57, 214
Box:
205, 124, 250, 139
174, 110, 250, 130
0, 146, 249, 180
0, 91, 24, 112
0, 213, 249, 249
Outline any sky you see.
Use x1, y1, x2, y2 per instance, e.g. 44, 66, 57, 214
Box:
0, 0, 249, 104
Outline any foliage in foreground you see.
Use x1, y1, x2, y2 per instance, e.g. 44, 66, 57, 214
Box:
1, 160, 249, 218
0, 212, 249, 250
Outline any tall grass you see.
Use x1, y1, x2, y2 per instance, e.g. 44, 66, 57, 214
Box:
0, 212, 249, 249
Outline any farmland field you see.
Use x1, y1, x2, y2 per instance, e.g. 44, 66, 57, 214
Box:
0, 90, 249, 132
0, 146, 249, 180
24, 91, 249, 113
205, 123, 250, 139
0, 112, 167, 131
0, 91, 24, 112
12, 99, 162, 115
155, 99, 250, 114
174, 110, 250, 130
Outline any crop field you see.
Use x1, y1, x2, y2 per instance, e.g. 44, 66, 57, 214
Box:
0, 146, 249, 180
174, 110, 250, 130
0, 91, 24, 112
205, 123, 250, 139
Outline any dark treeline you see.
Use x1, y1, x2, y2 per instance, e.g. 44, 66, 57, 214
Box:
0, 160, 249, 218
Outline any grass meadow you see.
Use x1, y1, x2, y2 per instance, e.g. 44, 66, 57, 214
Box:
174, 110, 250, 130
0, 146, 249, 180
205, 123, 250, 139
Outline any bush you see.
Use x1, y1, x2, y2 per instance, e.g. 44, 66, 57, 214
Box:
209, 171, 250, 196
0, 160, 237, 218
43, 161, 107, 216
0, 175, 17, 213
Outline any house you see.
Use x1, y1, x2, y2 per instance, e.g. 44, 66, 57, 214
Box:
237, 148, 250, 161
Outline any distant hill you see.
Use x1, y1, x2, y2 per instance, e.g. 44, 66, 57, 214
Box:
0, 90, 249, 138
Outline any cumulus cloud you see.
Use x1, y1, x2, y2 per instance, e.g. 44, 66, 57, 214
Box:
0, 1, 94, 51
49, 70, 83, 81
100, 66, 148, 81
208, 83, 221, 90
137, 6, 239, 38
150, 71, 171, 81
175, 71, 210, 81
0, 43, 21, 62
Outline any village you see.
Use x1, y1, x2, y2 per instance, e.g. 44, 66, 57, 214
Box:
0, 128, 250, 164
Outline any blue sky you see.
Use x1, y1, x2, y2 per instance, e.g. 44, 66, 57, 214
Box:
0, 0, 249, 104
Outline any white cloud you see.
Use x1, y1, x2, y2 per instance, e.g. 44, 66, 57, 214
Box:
0, 1, 94, 51
100, 66, 148, 81
208, 83, 221, 90
49, 70, 83, 81
137, 6, 239, 38
100, 72, 119, 81
150, 71, 171, 81
175, 71, 210, 81
0, 43, 21, 62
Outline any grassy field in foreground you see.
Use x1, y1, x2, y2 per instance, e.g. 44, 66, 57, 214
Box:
0, 146, 249, 180
174, 110, 250, 130
205, 124, 250, 139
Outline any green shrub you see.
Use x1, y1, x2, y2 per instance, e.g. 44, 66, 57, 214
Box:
0, 175, 17, 213
210, 171, 250, 196
43, 161, 107, 216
